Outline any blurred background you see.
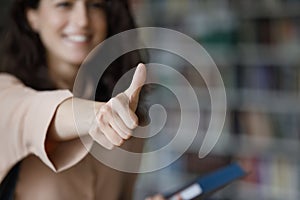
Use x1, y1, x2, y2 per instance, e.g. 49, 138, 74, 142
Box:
129, 0, 300, 199
1, 0, 300, 199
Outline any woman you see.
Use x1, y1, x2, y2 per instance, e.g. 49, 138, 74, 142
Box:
0, 0, 150, 199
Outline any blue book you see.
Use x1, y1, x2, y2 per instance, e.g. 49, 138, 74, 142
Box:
164, 163, 247, 200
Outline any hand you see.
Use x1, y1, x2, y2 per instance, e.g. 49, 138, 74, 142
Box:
146, 194, 182, 200
145, 194, 166, 200
89, 63, 146, 149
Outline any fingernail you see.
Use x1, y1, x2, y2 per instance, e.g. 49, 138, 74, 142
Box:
137, 63, 144, 69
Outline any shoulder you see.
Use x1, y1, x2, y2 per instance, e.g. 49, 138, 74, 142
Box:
0, 73, 23, 88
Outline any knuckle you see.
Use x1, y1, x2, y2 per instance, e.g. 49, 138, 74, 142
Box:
109, 98, 117, 108
131, 118, 138, 129
99, 105, 110, 114
123, 134, 130, 140
125, 134, 131, 140
118, 139, 124, 146
127, 130, 133, 137
123, 130, 132, 139
98, 108, 111, 122
114, 138, 123, 146
110, 134, 122, 146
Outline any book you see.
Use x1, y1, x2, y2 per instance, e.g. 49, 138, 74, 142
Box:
163, 163, 247, 200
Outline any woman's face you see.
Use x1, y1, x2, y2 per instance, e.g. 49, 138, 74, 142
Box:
27, 0, 108, 66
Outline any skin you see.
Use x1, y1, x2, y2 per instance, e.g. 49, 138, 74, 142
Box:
49, 64, 146, 149
145, 195, 166, 200
27, 0, 108, 89
26, 1, 163, 199
26, 0, 145, 152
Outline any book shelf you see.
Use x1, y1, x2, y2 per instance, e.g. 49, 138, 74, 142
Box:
131, 0, 300, 199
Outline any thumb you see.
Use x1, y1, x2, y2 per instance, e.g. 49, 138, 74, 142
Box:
124, 63, 146, 100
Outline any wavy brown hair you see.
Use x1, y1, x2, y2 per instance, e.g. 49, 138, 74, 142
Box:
0, 0, 148, 123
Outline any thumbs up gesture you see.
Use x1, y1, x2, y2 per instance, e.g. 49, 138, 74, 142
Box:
89, 63, 146, 149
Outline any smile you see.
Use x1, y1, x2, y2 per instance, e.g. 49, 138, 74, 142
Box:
65, 35, 90, 43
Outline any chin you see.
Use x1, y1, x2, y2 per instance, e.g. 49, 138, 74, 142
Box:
67, 54, 89, 66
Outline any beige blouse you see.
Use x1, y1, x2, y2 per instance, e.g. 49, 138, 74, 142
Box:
0, 73, 142, 200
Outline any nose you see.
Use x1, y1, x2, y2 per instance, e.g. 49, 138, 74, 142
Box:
71, 2, 89, 28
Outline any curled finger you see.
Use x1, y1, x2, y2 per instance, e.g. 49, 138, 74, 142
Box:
89, 123, 114, 150
110, 94, 138, 129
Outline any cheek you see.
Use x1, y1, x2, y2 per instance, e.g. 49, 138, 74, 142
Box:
46, 16, 66, 35
38, 14, 66, 41
37, 17, 67, 59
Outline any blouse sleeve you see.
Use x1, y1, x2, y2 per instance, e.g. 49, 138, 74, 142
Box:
0, 73, 93, 182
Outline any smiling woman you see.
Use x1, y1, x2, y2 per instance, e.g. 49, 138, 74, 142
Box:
26, 0, 108, 74
0, 0, 148, 199
22, 1, 109, 93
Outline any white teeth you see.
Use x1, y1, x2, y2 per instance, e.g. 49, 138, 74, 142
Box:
67, 35, 88, 42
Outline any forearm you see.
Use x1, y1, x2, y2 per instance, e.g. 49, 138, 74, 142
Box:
48, 97, 104, 141
48, 64, 146, 149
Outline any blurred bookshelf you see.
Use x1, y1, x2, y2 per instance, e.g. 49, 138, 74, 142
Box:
130, 0, 300, 199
